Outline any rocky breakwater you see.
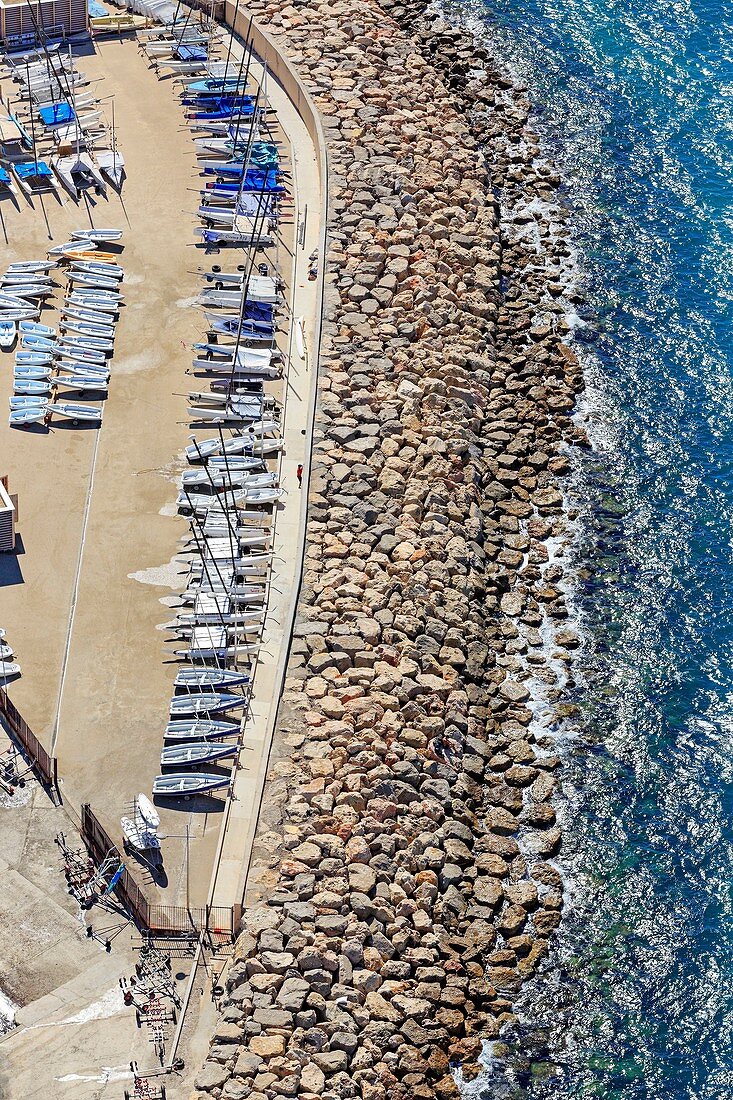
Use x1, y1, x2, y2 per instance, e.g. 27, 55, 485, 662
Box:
193, 0, 585, 1097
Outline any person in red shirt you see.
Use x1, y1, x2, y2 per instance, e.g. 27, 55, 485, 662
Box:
296, 463, 304, 488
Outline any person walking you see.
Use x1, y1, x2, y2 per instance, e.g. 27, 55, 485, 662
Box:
296, 463, 304, 488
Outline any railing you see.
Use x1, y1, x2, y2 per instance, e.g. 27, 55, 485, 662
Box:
0, 686, 58, 796
80, 804, 241, 939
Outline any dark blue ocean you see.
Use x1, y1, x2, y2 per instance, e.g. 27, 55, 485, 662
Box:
455, 0, 733, 1095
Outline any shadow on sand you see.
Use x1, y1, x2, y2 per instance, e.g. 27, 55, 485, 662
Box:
0, 533, 25, 587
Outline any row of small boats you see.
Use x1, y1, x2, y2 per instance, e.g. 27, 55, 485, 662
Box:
147, 19, 289, 802
0, 44, 125, 205
6, 230, 124, 427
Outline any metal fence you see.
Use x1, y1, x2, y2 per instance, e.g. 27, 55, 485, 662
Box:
80, 804, 241, 939
0, 687, 58, 795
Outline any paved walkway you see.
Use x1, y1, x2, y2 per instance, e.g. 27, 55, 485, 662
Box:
205, 43, 322, 911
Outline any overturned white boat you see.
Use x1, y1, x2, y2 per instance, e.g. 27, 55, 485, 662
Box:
47, 401, 103, 423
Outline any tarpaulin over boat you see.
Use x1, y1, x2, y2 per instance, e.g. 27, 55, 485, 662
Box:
176, 44, 207, 61
14, 160, 54, 179
39, 101, 74, 126
205, 170, 284, 194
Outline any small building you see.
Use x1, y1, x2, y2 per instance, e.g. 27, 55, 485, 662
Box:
0, 476, 16, 552
0, 0, 88, 49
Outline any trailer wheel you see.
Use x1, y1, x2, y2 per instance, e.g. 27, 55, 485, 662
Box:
212, 265, 221, 273
214, 281, 223, 290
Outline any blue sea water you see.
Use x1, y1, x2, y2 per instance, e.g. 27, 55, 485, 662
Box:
451, 0, 733, 1096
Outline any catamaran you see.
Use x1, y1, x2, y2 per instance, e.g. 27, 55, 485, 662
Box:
96, 147, 125, 190
52, 152, 107, 198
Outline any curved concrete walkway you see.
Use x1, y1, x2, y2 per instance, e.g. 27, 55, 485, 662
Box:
205, 31, 324, 914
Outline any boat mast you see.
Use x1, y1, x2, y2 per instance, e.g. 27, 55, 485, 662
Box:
221, 0, 241, 85
111, 96, 116, 181
69, 44, 80, 163
24, 60, 39, 176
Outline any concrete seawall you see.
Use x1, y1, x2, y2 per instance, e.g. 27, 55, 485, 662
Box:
193, 0, 586, 1095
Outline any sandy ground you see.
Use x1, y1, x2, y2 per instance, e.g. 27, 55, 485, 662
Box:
0, 33, 307, 910
0, 757, 188, 1099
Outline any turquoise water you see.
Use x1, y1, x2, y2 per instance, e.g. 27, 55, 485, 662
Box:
457, 0, 733, 1095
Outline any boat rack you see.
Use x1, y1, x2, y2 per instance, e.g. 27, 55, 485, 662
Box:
136, 993, 177, 1065
124, 1061, 169, 1100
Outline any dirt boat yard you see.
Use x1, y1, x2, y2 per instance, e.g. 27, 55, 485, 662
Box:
0, 27, 320, 913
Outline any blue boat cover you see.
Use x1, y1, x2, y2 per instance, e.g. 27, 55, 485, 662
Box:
39, 101, 74, 126
244, 302, 274, 322
177, 44, 207, 61
0, 167, 10, 183
15, 160, 53, 179
207, 170, 284, 194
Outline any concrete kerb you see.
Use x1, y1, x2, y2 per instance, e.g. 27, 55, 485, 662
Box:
213, 3, 329, 920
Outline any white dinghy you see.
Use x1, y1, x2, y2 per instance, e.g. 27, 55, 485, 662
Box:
71, 228, 123, 242
164, 718, 240, 740
47, 401, 103, 423
153, 772, 231, 798
160, 741, 238, 768
0, 320, 16, 347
